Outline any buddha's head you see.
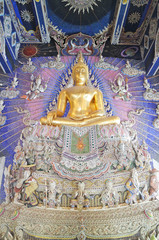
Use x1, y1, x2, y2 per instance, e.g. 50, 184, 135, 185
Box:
72, 52, 89, 86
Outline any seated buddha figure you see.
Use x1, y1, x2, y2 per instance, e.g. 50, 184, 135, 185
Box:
40, 53, 120, 127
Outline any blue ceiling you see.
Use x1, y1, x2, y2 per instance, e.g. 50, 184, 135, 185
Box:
46, 0, 117, 36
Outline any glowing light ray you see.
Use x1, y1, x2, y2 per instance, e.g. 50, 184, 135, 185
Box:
141, 111, 157, 117
0, 136, 21, 154
0, 129, 22, 145
0, 117, 25, 130
0, 98, 27, 102
0, 73, 31, 83
0, 73, 14, 78
128, 79, 143, 85
0, 123, 24, 138
115, 59, 125, 67
135, 125, 159, 142
110, 58, 118, 65
135, 119, 159, 132
135, 128, 159, 152
133, 60, 144, 67
131, 99, 159, 104
128, 86, 145, 90
1, 114, 24, 122
137, 132, 159, 155
129, 90, 145, 93
127, 102, 157, 111
147, 74, 159, 79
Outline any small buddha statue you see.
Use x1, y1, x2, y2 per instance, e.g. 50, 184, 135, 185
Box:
40, 53, 120, 127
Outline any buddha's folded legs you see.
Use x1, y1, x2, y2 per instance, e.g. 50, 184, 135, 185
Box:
40, 116, 120, 127
82, 116, 120, 127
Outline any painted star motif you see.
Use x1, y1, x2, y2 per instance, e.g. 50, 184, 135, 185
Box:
62, 0, 101, 14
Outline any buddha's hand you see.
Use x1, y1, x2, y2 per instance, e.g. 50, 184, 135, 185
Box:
47, 111, 57, 125
89, 110, 106, 118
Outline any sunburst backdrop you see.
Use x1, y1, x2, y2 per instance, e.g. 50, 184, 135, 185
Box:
0, 55, 159, 202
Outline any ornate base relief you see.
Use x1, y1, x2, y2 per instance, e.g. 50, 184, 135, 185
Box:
0, 200, 159, 240
1, 105, 158, 239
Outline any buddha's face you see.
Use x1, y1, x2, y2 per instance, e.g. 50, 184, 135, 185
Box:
74, 66, 88, 86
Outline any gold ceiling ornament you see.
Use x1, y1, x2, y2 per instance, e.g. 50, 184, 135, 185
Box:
128, 12, 141, 24
62, 0, 101, 14
131, 0, 149, 7
14, 0, 32, 5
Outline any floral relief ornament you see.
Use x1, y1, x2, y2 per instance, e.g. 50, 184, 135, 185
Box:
131, 0, 149, 7
3, 15, 12, 37
155, 29, 159, 58
0, 20, 5, 56
15, 43, 20, 59
0, 0, 4, 16
15, 0, 32, 5
4, 0, 27, 42
149, 18, 157, 40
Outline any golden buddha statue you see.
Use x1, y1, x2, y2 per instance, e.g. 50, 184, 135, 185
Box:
40, 53, 120, 127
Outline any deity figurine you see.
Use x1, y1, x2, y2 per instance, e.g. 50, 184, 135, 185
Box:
111, 73, 132, 101
48, 180, 57, 208
13, 167, 30, 204
13, 164, 38, 207
11, 73, 18, 89
141, 184, 149, 201
70, 182, 89, 210
149, 168, 159, 200
21, 57, 36, 73
125, 168, 143, 204
40, 52, 120, 127
100, 180, 119, 208
135, 140, 151, 169
22, 75, 47, 100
